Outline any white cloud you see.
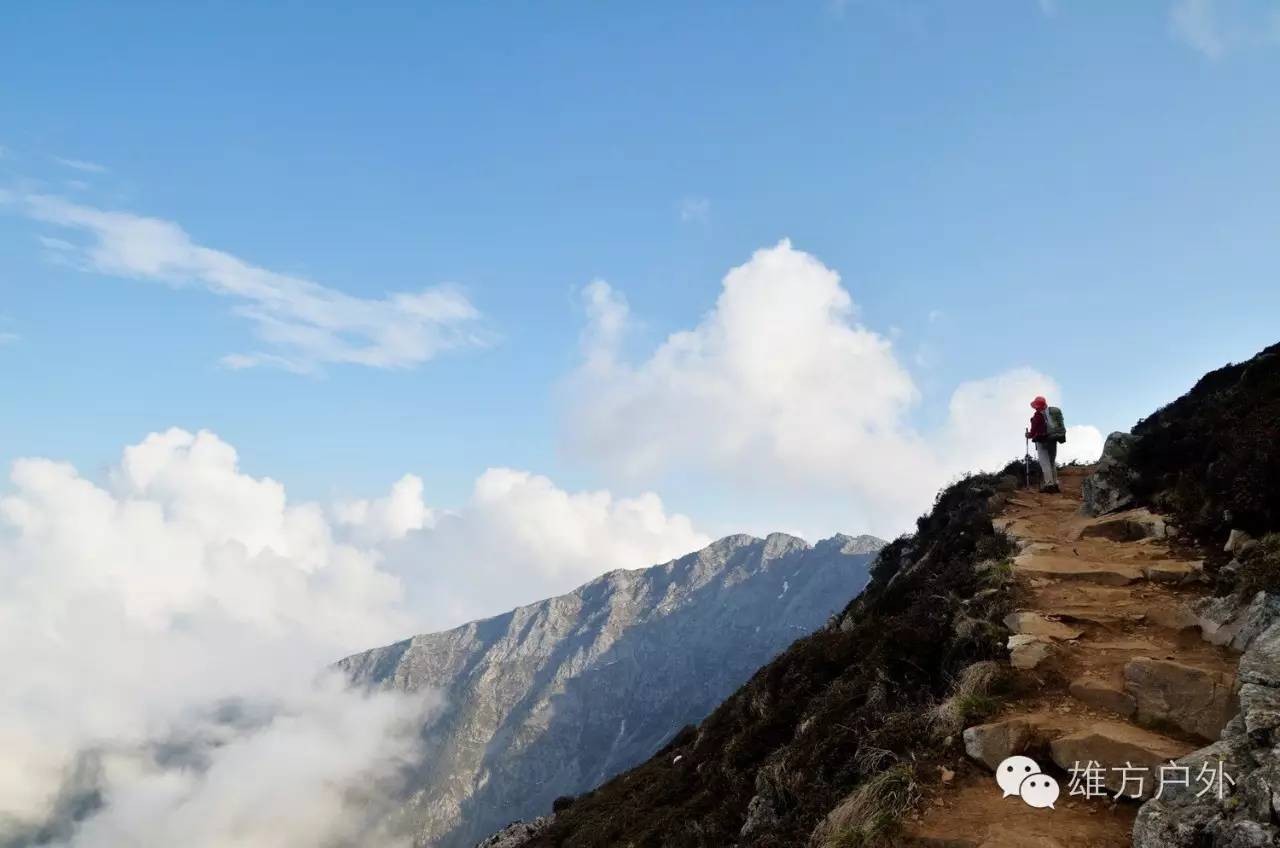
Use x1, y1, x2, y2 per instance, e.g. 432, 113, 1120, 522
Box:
565, 240, 1104, 532
3, 193, 488, 373
376, 467, 710, 628
1172, 0, 1226, 56
678, 195, 711, 224
334, 473, 435, 544
0, 429, 421, 845
52, 156, 109, 174
1169, 0, 1280, 57
0, 428, 708, 844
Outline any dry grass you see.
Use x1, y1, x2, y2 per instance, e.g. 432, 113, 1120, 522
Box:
927, 660, 1004, 738
809, 764, 918, 848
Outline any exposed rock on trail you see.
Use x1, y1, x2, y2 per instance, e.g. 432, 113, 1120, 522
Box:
1081, 432, 1138, 517
909, 467, 1235, 846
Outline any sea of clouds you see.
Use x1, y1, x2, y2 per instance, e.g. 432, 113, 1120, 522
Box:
0, 235, 1105, 846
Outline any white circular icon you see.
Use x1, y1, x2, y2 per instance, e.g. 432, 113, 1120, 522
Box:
995, 755, 1041, 797
1018, 773, 1060, 809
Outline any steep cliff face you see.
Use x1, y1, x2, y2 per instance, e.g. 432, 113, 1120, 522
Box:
338, 531, 882, 847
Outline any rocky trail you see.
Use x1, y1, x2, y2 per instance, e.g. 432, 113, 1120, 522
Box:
906, 465, 1238, 848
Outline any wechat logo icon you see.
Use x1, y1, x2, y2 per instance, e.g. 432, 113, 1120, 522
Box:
996, 756, 1060, 809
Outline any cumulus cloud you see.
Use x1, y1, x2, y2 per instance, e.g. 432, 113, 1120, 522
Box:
335, 474, 436, 544
565, 240, 1104, 532
2, 193, 488, 373
374, 467, 710, 628
0, 428, 707, 845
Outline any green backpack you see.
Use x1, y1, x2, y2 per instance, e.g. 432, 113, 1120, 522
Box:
1045, 406, 1067, 443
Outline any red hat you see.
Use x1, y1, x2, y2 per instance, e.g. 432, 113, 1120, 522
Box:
1031, 396, 1047, 410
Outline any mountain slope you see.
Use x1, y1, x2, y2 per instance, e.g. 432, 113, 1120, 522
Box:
339, 531, 883, 847
510, 474, 1018, 847
494, 341, 1280, 848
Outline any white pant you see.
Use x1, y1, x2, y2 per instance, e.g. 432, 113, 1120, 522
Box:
1036, 440, 1059, 486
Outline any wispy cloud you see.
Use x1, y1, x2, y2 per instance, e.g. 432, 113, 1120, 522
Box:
1169, 0, 1280, 57
5, 193, 489, 374
1171, 0, 1226, 56
52, 156, 109, 174
678, 195, 711, 225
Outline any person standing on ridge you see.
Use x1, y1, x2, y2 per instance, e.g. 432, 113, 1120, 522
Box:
1026, 395, 1064, 493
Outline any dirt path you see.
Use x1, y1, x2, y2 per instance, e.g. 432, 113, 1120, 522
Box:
904, 466, 1236, 848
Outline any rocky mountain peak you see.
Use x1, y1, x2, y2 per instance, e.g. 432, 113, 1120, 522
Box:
339, 530, 883, 848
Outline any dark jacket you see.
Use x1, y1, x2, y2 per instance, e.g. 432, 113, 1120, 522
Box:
1027, 410, 1048, 442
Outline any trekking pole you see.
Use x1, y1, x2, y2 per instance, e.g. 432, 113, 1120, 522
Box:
1024, 437, 1030, 489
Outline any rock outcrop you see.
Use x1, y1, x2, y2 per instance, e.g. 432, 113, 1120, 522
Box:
1077, 507, 1169, 542
340, 532, 882, 848
474, 818, 553, 848
1069, 677, 1137, 718
1123, 657, 1237, 741
1049, 722, 1195, 799
1081, 431, 1139, 516
1134, 590, 1280, 847
962, 717, 1038, 769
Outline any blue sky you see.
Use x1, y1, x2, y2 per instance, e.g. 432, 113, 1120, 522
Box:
3, 1, 1280, 543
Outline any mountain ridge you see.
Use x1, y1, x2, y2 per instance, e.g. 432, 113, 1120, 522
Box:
338, 529, 884, 847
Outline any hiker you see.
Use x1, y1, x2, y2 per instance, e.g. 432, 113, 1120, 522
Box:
1026, 396, 1063, 493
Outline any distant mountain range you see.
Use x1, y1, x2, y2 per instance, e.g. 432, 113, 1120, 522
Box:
338, 531, 884, 847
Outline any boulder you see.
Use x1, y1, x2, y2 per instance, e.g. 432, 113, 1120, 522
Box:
1231, 593, 1280, 654
1225, 529, 1255, 556
1003, 612, 1083, 641
962, 718, 1035, 770
1007, 634, 1055, 670
1078, 508, 1169, 542
1240, 620, 1280, 689
1123, 657, 1238, 741
476, 817, 554, 848
1145, 561, 1204, 585
1238, 683, 1280, 745
1136, 598, 1280, 847
1197, 594, 1246, 648
1080, 432, 1138, 516
1209, 820, 1280, 848
739, 793, 779, 838
1049, 721, 1194, 799
740, 766, 785, 838
1132, 739, 1246, 848
1069, 677, 1136, 718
